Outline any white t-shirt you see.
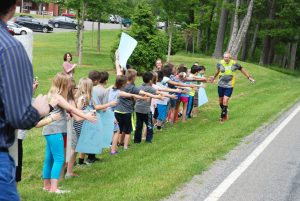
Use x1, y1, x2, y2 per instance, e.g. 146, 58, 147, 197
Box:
155, 82, 170, 105
161, 76, 170, 86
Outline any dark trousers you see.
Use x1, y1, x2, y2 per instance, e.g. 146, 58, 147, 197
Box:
16, 139, 23, 182
134, 112, 153, 143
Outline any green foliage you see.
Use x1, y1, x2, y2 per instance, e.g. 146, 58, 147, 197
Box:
111, 4, 168, 73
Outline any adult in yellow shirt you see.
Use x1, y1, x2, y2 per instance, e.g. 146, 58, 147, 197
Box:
211, 52, 255, 122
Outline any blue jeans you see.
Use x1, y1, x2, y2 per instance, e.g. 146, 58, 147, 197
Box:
0, 152, 20, 201
186, 96, 194, 118
43, 134, 65, 180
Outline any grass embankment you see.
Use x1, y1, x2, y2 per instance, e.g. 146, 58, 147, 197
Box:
17, 30, 300, 201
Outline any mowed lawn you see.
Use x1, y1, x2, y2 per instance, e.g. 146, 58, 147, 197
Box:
17, 30, 300, 201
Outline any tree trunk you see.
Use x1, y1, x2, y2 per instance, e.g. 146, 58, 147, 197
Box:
213, 0, 229, 59
267, 38, 276, 65
78, 0, 86, 66
281, 43, 291, 68
227, 0, 240, 53
97, 21, 101, 52
240, 33, 248, 61
197, 8, 205, 52
289, 41, 298, 70
92, 21, 94, 48
230, 0, 255, 59
249, 23, 259, 60
76, 9, 81, 56
206, 3, 216, 53
259, 0, 275, 65
167, 22, 173, 62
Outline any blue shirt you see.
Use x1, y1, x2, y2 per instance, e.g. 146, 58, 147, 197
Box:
0, 20, 40, 148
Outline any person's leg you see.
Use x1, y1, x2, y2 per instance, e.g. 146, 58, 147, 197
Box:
123, 113, 132, 149
111, 131, 119, 154
47, 134, 65, 192
174, 101, 181, 123
134, 112, 144, 143
181, 100, 188, 123
145, 112, 154, 143
186, 96, 193, 118
65, 148, 77, 177
221, 88, 233, 121
15, 139, 23, 183
43, 136, 54, 190
218, 86, 225, 120
0, 152, 20, 201
78, 153, 85, 165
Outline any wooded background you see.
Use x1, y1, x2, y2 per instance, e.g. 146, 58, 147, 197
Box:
33, 0, 299, 70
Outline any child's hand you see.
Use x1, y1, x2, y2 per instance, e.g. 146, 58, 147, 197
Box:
157, 94, 164, 101
86, 112, 97, 123
143, 96, 151, 102
170, 95, 177, 99
110, 100, 118, 107
50, 112, 61, 121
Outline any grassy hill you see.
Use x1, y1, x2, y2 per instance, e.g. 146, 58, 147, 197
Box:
17, 30, 300, 201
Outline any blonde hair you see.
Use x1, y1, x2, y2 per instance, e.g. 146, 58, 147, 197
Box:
125, 69, 137, 81
75, 78, 94, 106
48, 72, 71, 99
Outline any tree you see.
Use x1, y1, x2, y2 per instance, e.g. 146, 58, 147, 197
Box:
226, 0, 255, 58
212, 0, 229, 58
157, 0, 189, 61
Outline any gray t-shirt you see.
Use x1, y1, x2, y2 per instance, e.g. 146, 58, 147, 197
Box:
135, 84, 157, 114
43, 106, 67, 135
114, 83, 140, 113
93, 85, 109, 105
216, 60, 242, 88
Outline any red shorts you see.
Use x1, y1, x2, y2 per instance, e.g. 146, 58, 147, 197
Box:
180, 97, 189, 103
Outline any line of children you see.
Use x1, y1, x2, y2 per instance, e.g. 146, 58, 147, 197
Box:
33, 55, 210, 194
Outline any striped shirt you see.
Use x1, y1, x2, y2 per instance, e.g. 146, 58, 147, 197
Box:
0, 20, 40, 149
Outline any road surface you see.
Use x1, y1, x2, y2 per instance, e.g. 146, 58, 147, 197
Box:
165, 102, 300, 201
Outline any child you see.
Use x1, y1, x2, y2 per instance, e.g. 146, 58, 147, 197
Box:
16, 80, 61, 183
133, 72, 163, 143
108, 75, 146, 154
42, 73, 96, 193
161, 64, 198, 123
114, 69, 161, 149
176, 66, 190, 123
155, 71, 180, 130
188, 65, 207, 117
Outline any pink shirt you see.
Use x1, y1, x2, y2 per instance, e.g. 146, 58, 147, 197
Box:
63, 61, 74, 77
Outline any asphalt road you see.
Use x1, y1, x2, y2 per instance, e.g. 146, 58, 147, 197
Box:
36, 18, 122, 34
165, 102, 300, 201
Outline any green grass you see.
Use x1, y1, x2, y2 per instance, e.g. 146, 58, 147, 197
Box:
18, 30, 300, 201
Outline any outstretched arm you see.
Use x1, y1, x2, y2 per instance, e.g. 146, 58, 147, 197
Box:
240, 68, 255, 83
55, 95, 96, 122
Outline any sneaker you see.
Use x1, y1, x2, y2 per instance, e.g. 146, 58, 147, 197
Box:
85, 159, 95, 165
65, 173, 78, 179
51, 189, 70, 194
76, 163, 86, 168
110, 151, 118, 155
42, 187, 50, 191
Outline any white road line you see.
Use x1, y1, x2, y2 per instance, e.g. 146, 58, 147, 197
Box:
204, 105, 300, 201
